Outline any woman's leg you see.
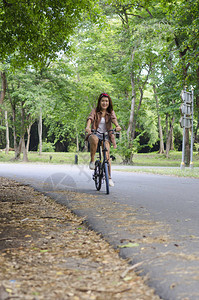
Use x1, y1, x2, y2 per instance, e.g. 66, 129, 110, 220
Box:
88, 134, 99, 163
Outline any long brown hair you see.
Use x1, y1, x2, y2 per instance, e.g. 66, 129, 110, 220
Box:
96, 93, 113, 113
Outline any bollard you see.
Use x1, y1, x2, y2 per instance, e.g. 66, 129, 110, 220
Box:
75, 154, 78, 164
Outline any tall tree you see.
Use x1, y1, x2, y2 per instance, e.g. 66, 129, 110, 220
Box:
0, 0, 100, 68
153, 84, 164, 153
159, 0, 199, 161
5, 67, 50, 159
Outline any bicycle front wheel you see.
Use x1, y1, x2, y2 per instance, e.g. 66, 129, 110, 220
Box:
104, 162, 109, 194
94, 161, 102, 191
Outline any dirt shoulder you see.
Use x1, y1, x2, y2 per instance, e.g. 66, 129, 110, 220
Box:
0, 177, 161, 300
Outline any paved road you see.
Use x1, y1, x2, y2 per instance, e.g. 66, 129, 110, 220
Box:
0, 163, 199, 300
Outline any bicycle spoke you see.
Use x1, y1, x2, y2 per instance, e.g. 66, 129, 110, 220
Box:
94, 161, 102, 191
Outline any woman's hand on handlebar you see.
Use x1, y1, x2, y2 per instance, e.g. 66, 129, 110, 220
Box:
115, 125, 121, 132
85, 127, 91, 135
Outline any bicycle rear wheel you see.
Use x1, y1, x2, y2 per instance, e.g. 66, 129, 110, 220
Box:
104, 162, 109, 194
94, 161, 102, 191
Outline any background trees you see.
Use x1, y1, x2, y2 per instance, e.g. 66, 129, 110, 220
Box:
0, 0, 198, 164
0, 0, 99, 67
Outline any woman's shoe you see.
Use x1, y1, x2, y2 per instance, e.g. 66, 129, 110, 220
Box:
109, 178, 114, 187
89, 161, 95, 170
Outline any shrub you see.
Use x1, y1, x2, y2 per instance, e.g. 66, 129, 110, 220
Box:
42, 141, 55, 152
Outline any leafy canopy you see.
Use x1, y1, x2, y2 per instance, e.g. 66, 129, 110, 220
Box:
0, 0, 99, 67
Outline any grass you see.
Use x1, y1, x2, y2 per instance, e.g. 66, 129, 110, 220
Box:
116, 151, 199, 178
0, 150, 199, 178
115, 167, 199, 178
132, 151, 199, 167
0, 151, 90, 164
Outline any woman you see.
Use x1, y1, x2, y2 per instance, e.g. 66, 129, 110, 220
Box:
85, 92, 121, 187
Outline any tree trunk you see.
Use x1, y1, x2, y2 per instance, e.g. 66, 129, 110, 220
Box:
21, 101, 29, 162
7, 90, 18, 157
0, 72, 7, 105
22, 136, 28, 162
7, 84, 29, 161
5, 110, 10, 154
38, 107, 42, 155
26, 123, 32, 153
127, 47, 136, 141
165, 113, 169, 141
165, 130, 172, 158
126, 73, 135, 163
127, 73, 136, 140
15, 137, 22, 160
165, 116, 175, 158
170, 127, 174, 150
126, 49, 137, 164
76, 133, 79, 152
11, 105, 19, 157
153, 84, 164, 154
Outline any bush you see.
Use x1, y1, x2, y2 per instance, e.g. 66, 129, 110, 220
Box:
42, 141, 55, 152
114, 133, 134, 164
194, 143, 199, 152
68, 144, 77, 152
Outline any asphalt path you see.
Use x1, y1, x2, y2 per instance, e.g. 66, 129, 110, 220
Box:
0, 163, 199, 300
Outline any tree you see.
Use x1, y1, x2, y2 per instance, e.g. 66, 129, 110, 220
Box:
0, 0, 101, 108
0, 0, 99, 68
103, 1, 166, 161
1, 0, 198, 159
159, 0, 199, 162
153, 83, 164, 153
5, 67, 51, 160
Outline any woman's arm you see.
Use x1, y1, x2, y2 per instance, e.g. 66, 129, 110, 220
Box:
85, 119, 92, 134
113, 121, 121, 132
85, 109, 95, 134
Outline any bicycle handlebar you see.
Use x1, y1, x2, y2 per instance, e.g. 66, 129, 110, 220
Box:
91, 129, 116, 135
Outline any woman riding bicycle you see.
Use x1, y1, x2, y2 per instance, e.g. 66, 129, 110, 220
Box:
85, 92, 121, 187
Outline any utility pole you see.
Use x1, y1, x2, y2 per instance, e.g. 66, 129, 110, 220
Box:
190, 87, 194, 168
180, 87, 194, 169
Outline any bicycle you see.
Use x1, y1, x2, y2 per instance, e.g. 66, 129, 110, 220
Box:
92, 129, 116, 195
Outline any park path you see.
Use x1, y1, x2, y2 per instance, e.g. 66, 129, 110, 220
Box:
0, 163, 199, 299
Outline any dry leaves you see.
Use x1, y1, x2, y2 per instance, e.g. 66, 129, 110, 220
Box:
0, 177, 161, 300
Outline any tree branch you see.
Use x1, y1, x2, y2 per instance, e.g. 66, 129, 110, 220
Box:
126, 13, 143, 19
146, 8, 153, 18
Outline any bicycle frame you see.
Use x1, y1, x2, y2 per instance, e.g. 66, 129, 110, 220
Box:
92, 130, 112, 194
97, 134, 109, 170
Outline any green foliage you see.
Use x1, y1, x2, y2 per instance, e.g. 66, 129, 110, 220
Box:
42, 141, 55, 152
194, 143, 199, 152
0, 0, 100, 68
115, 132, 133, 163
159, 0, 199, 86
0, 125, 6, 131
5, 67, 51, 150
1, 0, 199, 156
138, 110, 159, 148
68, 144, 77, 153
